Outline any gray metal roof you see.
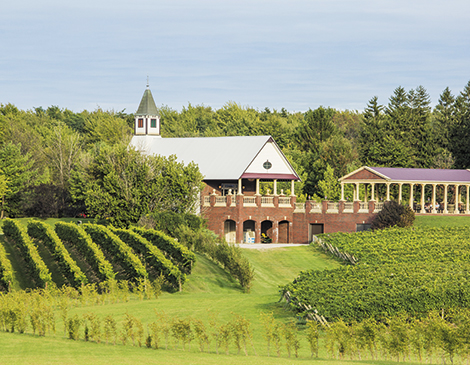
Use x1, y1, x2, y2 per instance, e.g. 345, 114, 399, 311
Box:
130, 135, 299, 180
136, 88, 159, 116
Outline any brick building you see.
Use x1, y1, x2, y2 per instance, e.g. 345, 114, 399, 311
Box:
130, 86, 382, 243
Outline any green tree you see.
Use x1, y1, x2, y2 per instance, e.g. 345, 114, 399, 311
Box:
83, 109, 133, 146
315, 164, 340, 201
0, 170, 10, 219
72, 144, 203, 227
384, 86, 435, 168
359, 96, 387, 166
294, 106, 337, 154
450, 81, 470, 168
0, 142, 37, 217
43, 122, 82, 192
214, 102, 260, 136
434, 87, 456, 150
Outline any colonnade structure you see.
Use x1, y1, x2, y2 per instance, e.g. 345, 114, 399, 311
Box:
339, 166, 470, 214
132, 85, 470, 243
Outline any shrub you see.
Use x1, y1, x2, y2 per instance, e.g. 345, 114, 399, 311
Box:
371, 200, 415, 230
2, 219, 53, 288
113, 227, 184, 291
27, 220, 88, 288
83, 224, 147, 281
0, 242, 14, 291
132, 226, 195, 274
139, 212, 204, 237
55, 222, 115, 281
176, 226, 254, 292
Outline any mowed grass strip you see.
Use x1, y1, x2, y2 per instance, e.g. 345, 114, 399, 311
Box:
1, 330, 392, 365
0, 245, 344, 364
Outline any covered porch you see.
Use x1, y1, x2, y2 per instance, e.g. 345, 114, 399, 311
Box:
339, 167, 470, 215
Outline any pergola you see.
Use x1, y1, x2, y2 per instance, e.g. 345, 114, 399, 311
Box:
339, 166, 470, 214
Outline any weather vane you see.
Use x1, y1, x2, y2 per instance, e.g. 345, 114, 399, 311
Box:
146, 76, 149, 88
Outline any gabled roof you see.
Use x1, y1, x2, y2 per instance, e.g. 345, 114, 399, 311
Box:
136, 88, 159, 116
130, 135, 300, 181
340, 166, 470, 184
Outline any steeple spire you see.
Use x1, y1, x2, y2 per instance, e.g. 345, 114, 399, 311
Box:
134, 82, 161, 136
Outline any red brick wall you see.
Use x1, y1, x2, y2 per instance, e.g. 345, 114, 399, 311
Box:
202, 198, 377, 244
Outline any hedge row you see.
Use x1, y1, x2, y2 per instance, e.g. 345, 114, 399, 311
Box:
2, 219, 53, 288
55, 222, 115, 281
83, 224, 147, 281
112, 227, 184, 291
176, 226, 254, 292
27, 220, 88, 288
0, 242, 14, 290
133, 227, 195, 274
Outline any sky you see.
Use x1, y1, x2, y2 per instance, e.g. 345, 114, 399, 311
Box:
1, 0, 469, 114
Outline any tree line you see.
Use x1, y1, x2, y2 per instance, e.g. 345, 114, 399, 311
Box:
1, 80, 469, 221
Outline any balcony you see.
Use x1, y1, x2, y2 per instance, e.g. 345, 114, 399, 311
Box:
358, 202, 369, 213
279, 197, 292, 207
202, 195, 386, 214
243, 196, 257, 207
261, 197, 275, 207
342, 202, 354, 213
215, 196, 227, 207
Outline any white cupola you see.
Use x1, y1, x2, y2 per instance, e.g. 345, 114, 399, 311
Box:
134, 82, 160, 136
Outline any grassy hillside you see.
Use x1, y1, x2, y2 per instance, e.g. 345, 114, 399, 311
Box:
0, 239, 343, 364
2, 215, 469, 364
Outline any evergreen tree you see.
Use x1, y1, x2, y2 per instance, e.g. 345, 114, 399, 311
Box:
434, 87, 456, 149
362, 87, 435, 168
359, 96, 387, 166
450, 81, 470, 168
294, 106, 336, 154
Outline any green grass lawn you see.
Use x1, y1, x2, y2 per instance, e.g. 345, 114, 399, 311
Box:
3, 214, 469, 364
414, 214, 470, 227
0, 239, 344, 364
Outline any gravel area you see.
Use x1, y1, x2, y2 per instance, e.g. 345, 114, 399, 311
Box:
237, 243, 309, 249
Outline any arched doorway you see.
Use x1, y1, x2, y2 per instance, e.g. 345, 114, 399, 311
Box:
261, 220, 273, 243
278, 220, 289, 243
224, 219, 236, 243
243, 220, 256, 243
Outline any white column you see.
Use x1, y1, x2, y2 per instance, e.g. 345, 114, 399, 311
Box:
273, 179, 278, 196
432, 184, 437, 214
398, 183, 403, 203
355, 183, 360, 201
290, 180, 295, 196
256, 179, 260, 196
371, 183, 375, 201
386, 183, 391, 201
455, 184, 460, 214
420, 184, 426, 213
238, 178, 243, 195
340, 182, 345, 201
409, 183, 415, 209
466, 185, 470, 214
443, 184, 449, 214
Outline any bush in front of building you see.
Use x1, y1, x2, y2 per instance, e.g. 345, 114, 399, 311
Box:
138, 212, 204, 238
175, 225, 254, 292
371, 200, 415, 230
